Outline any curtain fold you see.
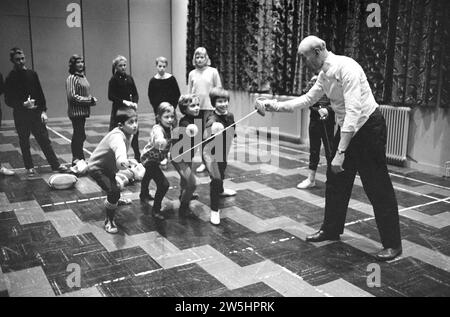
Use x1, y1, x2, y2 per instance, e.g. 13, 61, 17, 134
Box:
187, 0, 450, 108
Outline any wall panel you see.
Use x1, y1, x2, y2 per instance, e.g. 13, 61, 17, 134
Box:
82, 0, 129, 117
130, 0, 172, 115
0, 0, 32, 121
30, 0, 83, 119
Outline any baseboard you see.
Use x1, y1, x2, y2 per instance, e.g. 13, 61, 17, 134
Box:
406, 160, 447, 178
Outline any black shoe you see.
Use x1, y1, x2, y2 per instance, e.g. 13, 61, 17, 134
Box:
179, 204, 196, 218
305, 230, 340, 243
152, 209, 165, 220
140, 193, 154, 204
53, 165, 69, 173
375, 247, 402, 261
179, 192, 199, 202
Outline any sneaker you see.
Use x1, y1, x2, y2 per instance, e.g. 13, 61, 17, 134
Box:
297, 178, 316, 189
0, 167, 15, 176
140, 193, 154, 204
196, 163, 206, 173
52, 165, 69, 173
118, 198, 132, 206
219, 188, 236, 197
104, 219, 118, 234
210, 210, 221, 225
27, 168, 37, 175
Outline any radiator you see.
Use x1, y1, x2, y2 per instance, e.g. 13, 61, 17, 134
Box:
379, 105, 411, 166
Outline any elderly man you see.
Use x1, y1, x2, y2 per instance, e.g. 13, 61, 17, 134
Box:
256, 36, 402, 261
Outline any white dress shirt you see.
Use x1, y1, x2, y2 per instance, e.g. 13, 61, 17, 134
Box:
285, 52, 378, 133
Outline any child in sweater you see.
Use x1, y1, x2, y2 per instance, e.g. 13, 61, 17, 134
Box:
88, 107, 138, 234
203, 88, 237, 225
187, 47, 222, 173
171, 94, 202, 217
140, 102, 176, 219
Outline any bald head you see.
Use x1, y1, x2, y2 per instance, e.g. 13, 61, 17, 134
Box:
298, 36, 328, 72
298, 36, 326, 55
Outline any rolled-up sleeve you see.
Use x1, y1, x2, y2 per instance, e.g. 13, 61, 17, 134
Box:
285, 79, 325, 110
341, 67, 362, 133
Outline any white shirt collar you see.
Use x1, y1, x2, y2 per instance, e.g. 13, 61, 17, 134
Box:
321, 52, 337, 77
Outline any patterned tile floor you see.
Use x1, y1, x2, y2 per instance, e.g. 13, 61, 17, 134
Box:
0, 114, 449, 297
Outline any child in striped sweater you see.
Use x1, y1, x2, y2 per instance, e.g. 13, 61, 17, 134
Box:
65, 54, 97, 167
140, 102, 176, 219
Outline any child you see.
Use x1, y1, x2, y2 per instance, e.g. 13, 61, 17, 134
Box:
148, 56, 181, 167
187, 47, 222, 173
297, 75, 335, 189
140, 102, 175, 219
148, 56, 181, 115
88, 107, 138, 234
66, 54, 97, 168
4, 47, 68, 175
171, 94, 201, 217
108, 55, 141, 162
203, 88, 236, 225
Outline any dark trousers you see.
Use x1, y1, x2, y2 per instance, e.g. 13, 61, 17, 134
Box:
141, 161, 169, 211
308, 117, 334, 170
204, 159, 227, 211
321, 108, 401, 249
172, 161, 196, 205
89, 169, 120, 221
109, 112, 140, 161
198, 110, 213, 163
70, 117, 86, 162
13, 110, 60, 169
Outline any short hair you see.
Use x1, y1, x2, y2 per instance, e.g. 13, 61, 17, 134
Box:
192, 47, 211, 67
178, 94, 199, 115
209, 87, 229, 108
155, 56, 168, 66
156, 102, 177, 128
115, 106, 137, 126
112, 55, 127, 75
9, 47, 24, 62
68, 54, 84, 74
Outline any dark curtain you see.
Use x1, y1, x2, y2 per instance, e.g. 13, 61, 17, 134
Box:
187, 0, 450, 108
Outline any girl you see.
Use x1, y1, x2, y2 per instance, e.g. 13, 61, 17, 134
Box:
148, 56, 181, 167
66, 54, 97, 167
140, 102, 176, 219
297, 75, 335, 189
88, 107, 138, 234
171, 94, 201, 217
147, 56, 181, 115
187, 47, 222, 173
203, 88, 237, 225
108, 55, 141, 161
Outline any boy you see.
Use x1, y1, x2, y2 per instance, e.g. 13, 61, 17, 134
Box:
203, 88, 237, 225
297, 75, 335, 189
4, 47, 68, 175
88, 107, 138, 233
